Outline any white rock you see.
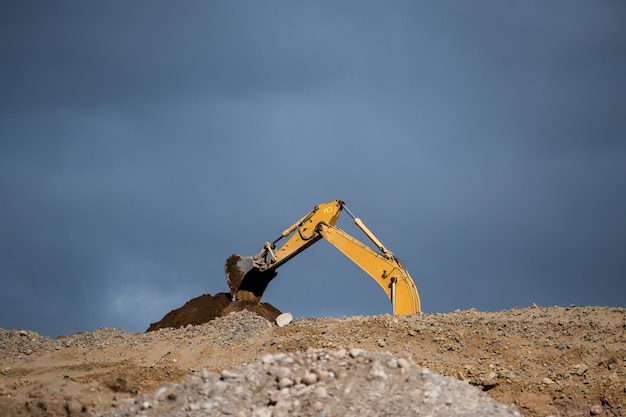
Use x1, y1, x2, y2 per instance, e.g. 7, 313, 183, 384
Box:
349, 348, 364, 358
275, 313, 293, 327
302, 372, 318, 385
278, 377, 294, 388
331, 348, 347, 359
572, 363, 588, 375
253, 407, 272, 417
397, 358, 411, 369
386, 358, 398, 368
314, 386, 328, 398
221, 370, 240, 379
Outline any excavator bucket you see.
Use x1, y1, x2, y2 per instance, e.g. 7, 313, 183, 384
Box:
225, 254, 277, 303
225, 254, 253, 296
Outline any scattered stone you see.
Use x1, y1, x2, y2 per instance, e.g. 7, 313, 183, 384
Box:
482, 377, 498, 390
386, 358, 398, 368
314, 386, 328, 399
277, 377, 293, 389
571, 364, 589, 376
397, 358, 410, 369
275, 313, 293, 327
348, 348, 364, 358
590, 405, 603, 415
221, 370, 240, 379
302, 372, 318, 385
500, 369, 519, 379
370, 362, 388, 380
252, 408, 272, 417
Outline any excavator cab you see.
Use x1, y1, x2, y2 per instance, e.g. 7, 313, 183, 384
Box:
224, 200, 420, 315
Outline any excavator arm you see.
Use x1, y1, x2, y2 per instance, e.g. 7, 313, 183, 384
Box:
224, 200, 421, 315
314, 221, 420, 315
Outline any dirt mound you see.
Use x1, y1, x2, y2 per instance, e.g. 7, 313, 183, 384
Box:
1, 306, 624, 417
145, 293, 281, 332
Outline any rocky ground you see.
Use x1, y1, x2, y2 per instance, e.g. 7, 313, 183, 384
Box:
0, 296, 624, 416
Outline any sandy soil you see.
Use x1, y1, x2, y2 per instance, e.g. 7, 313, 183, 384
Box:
0, 296, 624, 417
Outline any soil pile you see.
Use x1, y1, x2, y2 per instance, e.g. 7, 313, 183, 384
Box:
145, 293, 282, 331
0, 305, 624, 417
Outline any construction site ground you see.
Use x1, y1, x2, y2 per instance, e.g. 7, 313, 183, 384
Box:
0, 294, 624, 417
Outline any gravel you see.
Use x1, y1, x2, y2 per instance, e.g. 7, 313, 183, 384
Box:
3, 306, 623, 417
96, 347, 522, 417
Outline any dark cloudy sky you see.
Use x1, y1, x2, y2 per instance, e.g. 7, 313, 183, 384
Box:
2, 2, 625, 338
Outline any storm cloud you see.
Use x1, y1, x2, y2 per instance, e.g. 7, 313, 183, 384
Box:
1, 1, 625, 337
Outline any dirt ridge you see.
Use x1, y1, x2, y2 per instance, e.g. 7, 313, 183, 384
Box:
0, 303, 624, 417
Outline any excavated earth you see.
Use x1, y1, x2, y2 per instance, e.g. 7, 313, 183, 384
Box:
145, 293, 282, 331
0, 293, 624, 417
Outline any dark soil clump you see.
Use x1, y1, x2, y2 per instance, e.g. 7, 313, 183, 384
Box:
146, 292, 281, 332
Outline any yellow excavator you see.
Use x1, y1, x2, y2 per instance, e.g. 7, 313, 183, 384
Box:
224, 200, 420, 315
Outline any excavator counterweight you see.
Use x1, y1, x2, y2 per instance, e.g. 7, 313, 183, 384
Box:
224, 200, 421, 315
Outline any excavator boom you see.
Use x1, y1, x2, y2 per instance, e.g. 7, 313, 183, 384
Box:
224, 200, 421, 314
